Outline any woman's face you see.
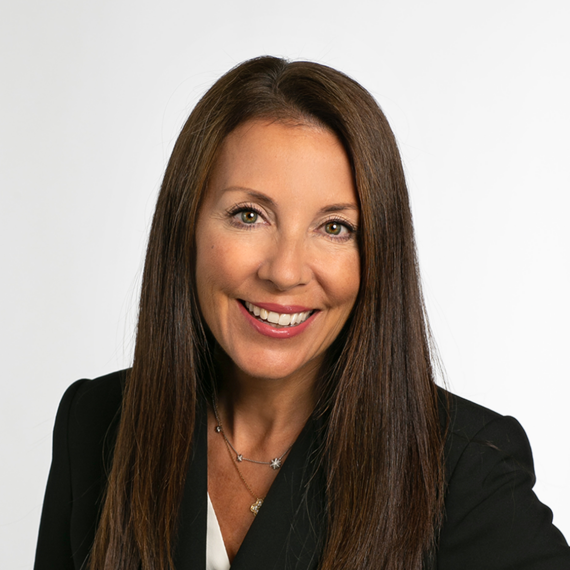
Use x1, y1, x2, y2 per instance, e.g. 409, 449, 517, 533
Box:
195, 119, 360, 384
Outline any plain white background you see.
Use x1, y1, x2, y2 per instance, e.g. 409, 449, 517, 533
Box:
1, 1, 569, 567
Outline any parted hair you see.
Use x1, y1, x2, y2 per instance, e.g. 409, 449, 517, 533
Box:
89, 56, 445, 570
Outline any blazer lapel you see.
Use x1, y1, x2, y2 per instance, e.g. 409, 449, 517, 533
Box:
173, 402, 208, 568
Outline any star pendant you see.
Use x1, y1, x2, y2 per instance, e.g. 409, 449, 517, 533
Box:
270, 458, 282, 470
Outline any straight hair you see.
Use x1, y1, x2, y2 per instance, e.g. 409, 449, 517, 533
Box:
89, 56, 445, 570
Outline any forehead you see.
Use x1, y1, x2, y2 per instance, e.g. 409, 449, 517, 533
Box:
206, 120, 358, 209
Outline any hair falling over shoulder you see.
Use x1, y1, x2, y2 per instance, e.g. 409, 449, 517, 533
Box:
88, 56, 446, 570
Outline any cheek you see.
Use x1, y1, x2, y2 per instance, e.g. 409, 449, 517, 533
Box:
195, 229, 223, 321
195, 228, 260, 306
323, 251, 361, 311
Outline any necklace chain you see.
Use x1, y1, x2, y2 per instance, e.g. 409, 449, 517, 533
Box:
219, 426, 264, 516
213, 398, 270, 516
212, 399, 293, 470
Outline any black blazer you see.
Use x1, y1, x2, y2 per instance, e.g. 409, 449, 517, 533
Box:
34, 370, 570, 569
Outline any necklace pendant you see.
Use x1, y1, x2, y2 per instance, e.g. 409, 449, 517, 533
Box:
270, 458, 282, 470
250, 498, 263, 516
237, 454, 243, 462
215, 425, 222, 433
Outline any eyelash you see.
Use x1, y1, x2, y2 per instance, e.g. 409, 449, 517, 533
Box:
226, 203, 266, 229
320, 216, 357, 242
226, 204, 357, 242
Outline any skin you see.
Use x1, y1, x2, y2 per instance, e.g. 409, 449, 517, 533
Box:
195, 119, 360, 561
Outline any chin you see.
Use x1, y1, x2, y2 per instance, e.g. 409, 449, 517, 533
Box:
222, 348, 323, 384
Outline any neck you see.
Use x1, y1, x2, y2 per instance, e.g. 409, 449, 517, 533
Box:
212, 351, 319, 455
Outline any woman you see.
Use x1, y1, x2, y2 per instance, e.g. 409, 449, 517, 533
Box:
34, 56, 570, 570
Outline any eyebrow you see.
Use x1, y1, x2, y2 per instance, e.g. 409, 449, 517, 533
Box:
223, 186, 359, 215
225, 187, 277, 209
318, 203, 359, 214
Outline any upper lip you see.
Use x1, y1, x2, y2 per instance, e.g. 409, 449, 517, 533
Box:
241, 300, 314, 314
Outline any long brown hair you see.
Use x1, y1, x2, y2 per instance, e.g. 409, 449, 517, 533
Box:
90, 56, 445, 570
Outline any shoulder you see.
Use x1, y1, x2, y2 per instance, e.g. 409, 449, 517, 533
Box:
63, 368, 126, 420
60, 370, 127, 516
58, 369, 126, 437
437, 387, 533, 481
35, 370, 129, 569
54, 369, 127, 474
436, 387, 570, 569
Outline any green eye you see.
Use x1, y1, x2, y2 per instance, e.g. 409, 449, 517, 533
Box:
241, 211, 258, 224
325, 221, 342, 235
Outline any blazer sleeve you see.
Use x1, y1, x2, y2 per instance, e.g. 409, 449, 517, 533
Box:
34, 379, 88, 570
438, 414, 570, 569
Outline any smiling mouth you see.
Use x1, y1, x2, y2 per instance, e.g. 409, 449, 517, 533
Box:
241, 301, 315, 328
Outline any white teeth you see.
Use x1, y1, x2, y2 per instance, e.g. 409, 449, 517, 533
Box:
278, 313, 291, 326
244, 302, 313, 327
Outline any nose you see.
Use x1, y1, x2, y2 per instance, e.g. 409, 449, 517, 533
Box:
256, 233, 313, 291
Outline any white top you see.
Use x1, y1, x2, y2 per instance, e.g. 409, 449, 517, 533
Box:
206, 493, 231, 570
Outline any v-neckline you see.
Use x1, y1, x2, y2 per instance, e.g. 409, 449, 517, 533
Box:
174, 399, 325, 570
207, 492, 231, 570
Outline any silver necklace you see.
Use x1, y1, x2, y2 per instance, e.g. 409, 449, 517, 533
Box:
212, 398, 293, 470
219, 425, 265, 516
